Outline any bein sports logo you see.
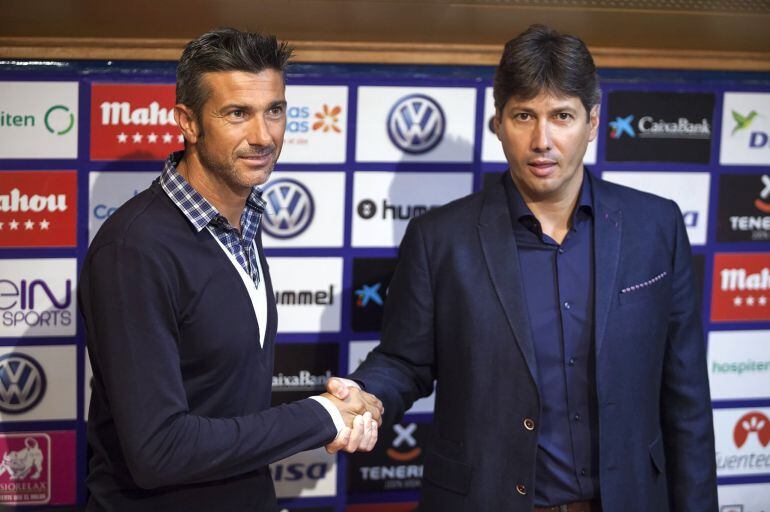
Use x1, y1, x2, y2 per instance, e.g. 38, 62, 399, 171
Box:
262, 179, 315, 239
733, 411, 770, 449
387, 94, 446, 154
609, 115, 635, 139
386, 423, 421, 462
0, 353, 46, 414
0, 437, 43, 480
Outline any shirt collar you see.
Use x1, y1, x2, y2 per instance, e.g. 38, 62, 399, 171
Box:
504, 168, 594, 232
159, 151, 266, 233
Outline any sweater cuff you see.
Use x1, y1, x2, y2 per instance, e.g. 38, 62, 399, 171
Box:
308, 396, 345, 433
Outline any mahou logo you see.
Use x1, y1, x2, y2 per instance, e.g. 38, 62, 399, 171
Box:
90, 84, 183, 160
0, 171, 77, 248
711, 253, 770, 322
0, 431, 76, 506
733, 411, 770, 448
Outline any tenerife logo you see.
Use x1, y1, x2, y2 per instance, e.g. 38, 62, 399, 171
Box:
312, 104, 342, 133
262, 179, 315, 239
755, 174, 770, 214
387, 94, 445, 154
609, 115, 635, 139
355, 283, 383, 308
733, 411, 770, 448
0, 354, 46, 415
732, 110, 758, 135
386, 423, 421, 462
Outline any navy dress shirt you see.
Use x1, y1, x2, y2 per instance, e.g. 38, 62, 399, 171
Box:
503, 172, 600, 507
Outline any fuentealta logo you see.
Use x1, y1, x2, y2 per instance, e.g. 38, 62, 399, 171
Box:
387, 94, 446, 154
733, 411, 770, 448
261, 179, 315, 239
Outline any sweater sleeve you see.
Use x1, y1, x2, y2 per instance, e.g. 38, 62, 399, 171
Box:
81, 239, 338, 490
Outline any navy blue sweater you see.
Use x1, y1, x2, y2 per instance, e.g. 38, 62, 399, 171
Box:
80, 180, 336, 511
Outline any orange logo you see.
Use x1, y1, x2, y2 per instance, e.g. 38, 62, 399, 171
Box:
312, 104, 342, 133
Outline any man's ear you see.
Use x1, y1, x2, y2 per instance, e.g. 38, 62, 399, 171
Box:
588, 104, 600, 142
493, 109, 502, 141
174, 104, 200, 145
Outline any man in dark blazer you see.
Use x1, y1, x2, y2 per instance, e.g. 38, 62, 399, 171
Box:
80, 28, 381, 511
333, 25, 718, 511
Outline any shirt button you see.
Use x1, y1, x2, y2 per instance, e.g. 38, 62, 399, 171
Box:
564, 301, 572, 310
558, 247, 565, 254
523, 418, 535, 431
515, 484, 527, 495
580, 468, 587, 476
574, 413, 581, 421
568, 357, 576, 366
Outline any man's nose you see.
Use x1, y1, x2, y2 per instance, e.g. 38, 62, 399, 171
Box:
247, 116, 272, 146
530, 120, 552, 153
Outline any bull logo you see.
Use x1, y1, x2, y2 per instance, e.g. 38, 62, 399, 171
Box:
0, 437, 44, 480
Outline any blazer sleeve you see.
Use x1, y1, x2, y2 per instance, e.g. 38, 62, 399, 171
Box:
80, 239, 337, 490
660, 200, 718, 511
349, 218, 437, 427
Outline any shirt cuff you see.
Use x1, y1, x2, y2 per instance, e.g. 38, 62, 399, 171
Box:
309, 396, 345, 433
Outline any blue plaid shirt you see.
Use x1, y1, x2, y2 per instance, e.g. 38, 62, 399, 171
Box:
160, 151, 266, 288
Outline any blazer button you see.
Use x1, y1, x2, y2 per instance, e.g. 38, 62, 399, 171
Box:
523, 418, 535, 431
516, 484, 527, 495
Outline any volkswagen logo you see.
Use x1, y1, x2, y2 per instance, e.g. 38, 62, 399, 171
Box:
262, 178, 315, 239
0, 353, 46, 414
387, 94, 446, 154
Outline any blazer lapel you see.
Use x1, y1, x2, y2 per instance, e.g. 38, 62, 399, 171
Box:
257, 228, 278, 347
477, 176, 539, 386
591, 174, 623, 357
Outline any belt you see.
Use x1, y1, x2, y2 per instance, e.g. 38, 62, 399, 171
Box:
534, 500, 602, 512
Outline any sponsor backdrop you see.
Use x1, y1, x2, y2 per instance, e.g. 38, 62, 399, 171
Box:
0, 59, 768, 510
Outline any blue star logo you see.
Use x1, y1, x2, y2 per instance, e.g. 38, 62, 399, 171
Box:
355, 283, 383, 307
609, 115, 635, 139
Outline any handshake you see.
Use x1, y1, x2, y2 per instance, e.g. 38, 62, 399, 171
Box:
321, 377, 384, 454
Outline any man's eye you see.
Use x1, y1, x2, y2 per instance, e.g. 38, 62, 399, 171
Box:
269, 105, 285, 116
515, 113, 531, 121
229, 110, 245, 119
557, 113, 573, 121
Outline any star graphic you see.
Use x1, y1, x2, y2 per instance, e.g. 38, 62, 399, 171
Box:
9, 219, 19, 230
162, 132, 173, 143
24, 219, 35, 230
148, 132, 158, 143
177, 134, 184, 144
39, 219, 50, 230
117, 132, 128, 143
0, 222, 4, 230
132, 132, 143, 143
734, 296, 743, 306
746, 296, 756, 306
355, 282, 383, 307
760, 296, 768, 306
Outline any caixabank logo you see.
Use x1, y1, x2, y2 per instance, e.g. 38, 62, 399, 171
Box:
352, 258, 397, 332
271, 343, 338, 406
714, 408, 770, 477
270, 447, 336, 498
720, 92, 770, 166
261, 172, 345, 248
0, 431, 76, 506
356, 86, 476, 162
0, 171, 77, 248
0, 346, 76, 422
717, 174, 770, 242
90, 83, 183, 160
0, 82, 78, 159
0, 259, 77, 337
281, 85, 347, 164
605, 91, 715, 163
711, 253, 770, 322
347, 421, 428, 493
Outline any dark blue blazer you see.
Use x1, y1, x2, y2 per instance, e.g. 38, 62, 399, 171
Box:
350, 171, 718, 512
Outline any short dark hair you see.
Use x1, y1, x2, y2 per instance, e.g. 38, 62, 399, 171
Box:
493, 24, 600, 117
176, 27, 294, 119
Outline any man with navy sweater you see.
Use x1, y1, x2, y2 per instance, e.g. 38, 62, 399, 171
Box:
80, 28, 381, 511
329, 25, 718, 511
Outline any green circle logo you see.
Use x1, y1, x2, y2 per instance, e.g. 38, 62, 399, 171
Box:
44, 105, 74, 135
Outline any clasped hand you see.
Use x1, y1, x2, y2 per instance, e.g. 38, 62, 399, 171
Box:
322, 377, 384, 454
